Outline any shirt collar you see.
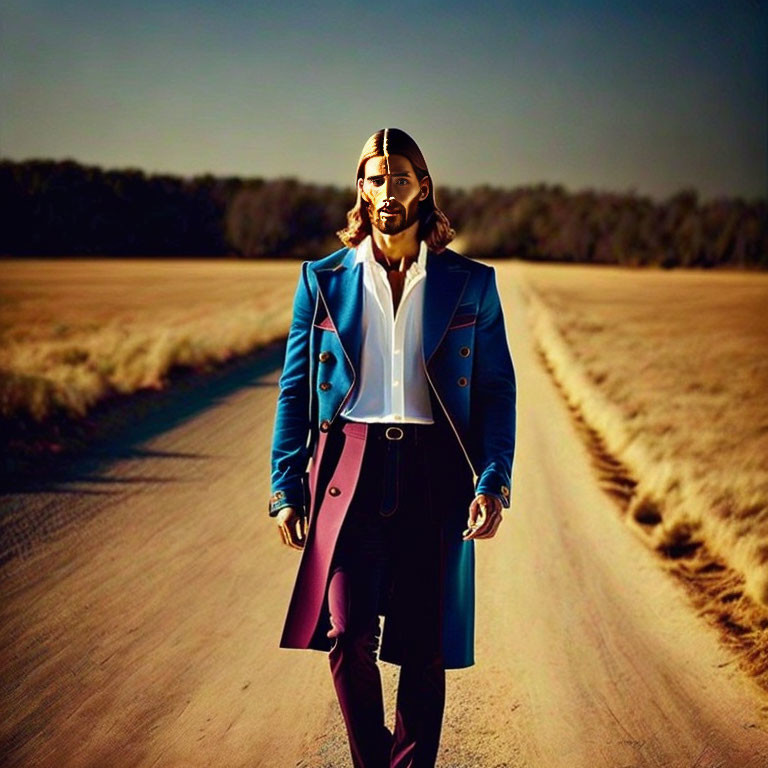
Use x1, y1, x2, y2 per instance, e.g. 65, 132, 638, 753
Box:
354, 234, 427, 270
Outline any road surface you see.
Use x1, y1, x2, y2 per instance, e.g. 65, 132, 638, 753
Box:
1, 265, 767, 767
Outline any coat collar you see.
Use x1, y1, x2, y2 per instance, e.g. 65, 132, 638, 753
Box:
352, 234, 428, 271
315, 240, 470, 370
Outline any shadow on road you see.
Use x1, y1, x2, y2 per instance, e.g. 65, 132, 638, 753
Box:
0, 338, 286, 566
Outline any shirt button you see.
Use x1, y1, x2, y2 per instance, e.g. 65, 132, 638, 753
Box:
393, 380, 400, 386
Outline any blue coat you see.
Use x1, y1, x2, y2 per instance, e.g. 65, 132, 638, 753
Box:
269, 243, 517, 668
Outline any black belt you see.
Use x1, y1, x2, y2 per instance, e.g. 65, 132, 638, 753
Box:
367, 421, 427, 444
365, 420, 433, 516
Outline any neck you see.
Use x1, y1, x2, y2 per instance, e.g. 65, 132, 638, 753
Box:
370, 220, 420, 265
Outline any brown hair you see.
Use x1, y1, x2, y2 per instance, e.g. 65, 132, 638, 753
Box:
336, 128, 455, 253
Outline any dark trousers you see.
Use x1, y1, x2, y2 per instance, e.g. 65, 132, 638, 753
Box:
324, 414, 449, 768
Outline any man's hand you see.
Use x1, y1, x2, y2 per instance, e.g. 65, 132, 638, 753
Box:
462, 494, 503, 540
276, 507, 307, 550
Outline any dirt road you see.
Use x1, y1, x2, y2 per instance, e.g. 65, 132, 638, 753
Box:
1, 266, 767, 767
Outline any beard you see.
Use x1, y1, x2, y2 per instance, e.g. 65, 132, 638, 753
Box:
367, 196, 421, 235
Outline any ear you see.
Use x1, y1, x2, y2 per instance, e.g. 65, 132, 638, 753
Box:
419, 175, 430, 201
357, 177, 370, 203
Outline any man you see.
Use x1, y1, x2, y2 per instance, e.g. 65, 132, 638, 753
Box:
268, 128, 516, 768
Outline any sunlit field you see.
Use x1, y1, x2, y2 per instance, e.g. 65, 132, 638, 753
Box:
3, 258, 766, 618
0, 259, 300, 422
2, 256, 768, 691
516, 262, 768, 640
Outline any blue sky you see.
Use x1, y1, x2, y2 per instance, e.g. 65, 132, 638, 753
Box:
1, 0, 765, 199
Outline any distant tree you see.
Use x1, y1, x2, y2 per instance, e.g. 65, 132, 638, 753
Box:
0, 158, 764, 268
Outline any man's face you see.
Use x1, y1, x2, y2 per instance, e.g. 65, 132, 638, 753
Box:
358, 154, 430, 236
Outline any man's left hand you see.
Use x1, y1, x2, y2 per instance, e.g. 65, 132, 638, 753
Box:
462, 493, 503, 540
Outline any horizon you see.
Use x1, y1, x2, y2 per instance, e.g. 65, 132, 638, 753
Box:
3, 153, 765, 206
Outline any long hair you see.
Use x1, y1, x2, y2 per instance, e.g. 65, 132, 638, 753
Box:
336, 128, 455, 253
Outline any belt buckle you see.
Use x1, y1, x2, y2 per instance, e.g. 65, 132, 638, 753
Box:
384, 426, 404, 441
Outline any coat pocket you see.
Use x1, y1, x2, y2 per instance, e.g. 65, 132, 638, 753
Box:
313, 314, 336, 331
448, 302, 477, 330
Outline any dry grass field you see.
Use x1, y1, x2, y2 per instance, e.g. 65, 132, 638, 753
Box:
514, 261, 768, 678
3, 257, 768, 765
3, 258, 768, 766
3, 257, 766, 662
0, 259, 299, 423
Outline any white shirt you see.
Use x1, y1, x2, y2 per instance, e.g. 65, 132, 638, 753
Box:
340, 235, 435, 424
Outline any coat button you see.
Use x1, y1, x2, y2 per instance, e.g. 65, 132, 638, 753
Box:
319, 351, 331, 362
328, 486, 341, 496
459, 346, 471, 357
457, 376, 468, 387
319, 381, 332, 391
320, 419, 331, 432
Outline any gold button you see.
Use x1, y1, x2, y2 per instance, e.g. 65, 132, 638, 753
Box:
457, 376, 468, 387
328, 486, 341, 496
319, 381, 332, 391
319, 351, 331, 362
320, 419, 331, 432
459, 346, 471, 357
501, 485, 509, 497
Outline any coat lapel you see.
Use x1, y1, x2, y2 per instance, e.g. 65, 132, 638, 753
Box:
422, 250, 471, 364
315, 248, 364, 373
316, 244, 470, 373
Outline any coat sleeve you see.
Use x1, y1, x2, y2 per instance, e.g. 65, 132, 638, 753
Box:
268, 261, 315, 517
470, 265, 517, 508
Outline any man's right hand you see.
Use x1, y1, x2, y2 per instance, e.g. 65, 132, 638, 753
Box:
276, 507, 307, 550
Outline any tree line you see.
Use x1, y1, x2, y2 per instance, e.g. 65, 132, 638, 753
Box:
1, 158, 765, 268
